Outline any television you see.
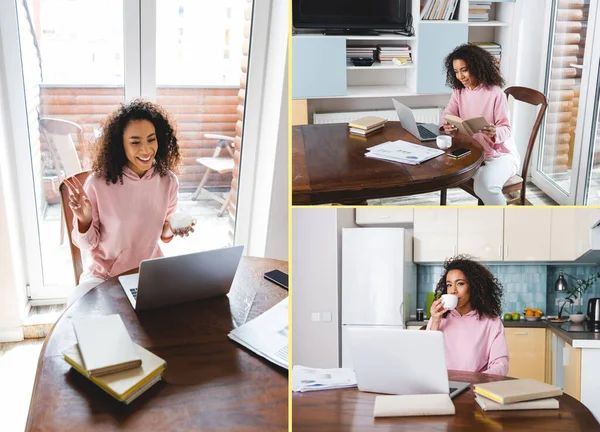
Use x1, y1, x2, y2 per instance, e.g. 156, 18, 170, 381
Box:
293, 0, 410, 33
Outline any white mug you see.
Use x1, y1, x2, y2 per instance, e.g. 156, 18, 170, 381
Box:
169, 212, 194, 231
441, 294, 458, 310
436, 135, 452, 150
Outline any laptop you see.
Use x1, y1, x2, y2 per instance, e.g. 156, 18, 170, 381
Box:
392, 98, 441, 141
347, 327, 470, 399
118, 245, 244, 311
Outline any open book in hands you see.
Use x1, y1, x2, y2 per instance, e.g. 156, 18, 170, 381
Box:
445, 114, 491, 136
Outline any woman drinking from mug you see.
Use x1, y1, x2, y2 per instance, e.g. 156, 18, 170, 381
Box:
427, 255, 509, 376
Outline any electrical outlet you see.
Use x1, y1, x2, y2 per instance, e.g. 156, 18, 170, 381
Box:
311, 312, 321, 322
322, 312, 332, 322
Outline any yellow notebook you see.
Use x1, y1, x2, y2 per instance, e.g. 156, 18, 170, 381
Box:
348, 116, 387, 131
63, 343, 166, 404
474, 379, 562, 404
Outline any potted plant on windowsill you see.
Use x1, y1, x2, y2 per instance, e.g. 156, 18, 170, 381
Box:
555, 271, 600, 321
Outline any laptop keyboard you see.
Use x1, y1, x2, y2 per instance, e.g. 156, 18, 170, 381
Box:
130, 288, 138, 300
418, 125, 437, 140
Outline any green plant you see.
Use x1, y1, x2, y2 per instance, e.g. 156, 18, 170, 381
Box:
558, 271, 600, 318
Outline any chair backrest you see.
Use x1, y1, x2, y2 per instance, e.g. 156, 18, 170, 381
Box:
40, 118, 84, 182
60, 170, 92, 285
504, 87, 548, 182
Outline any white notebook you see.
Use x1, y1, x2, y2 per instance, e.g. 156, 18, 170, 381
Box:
72, 314, 141, 376
373, 394, 455, 417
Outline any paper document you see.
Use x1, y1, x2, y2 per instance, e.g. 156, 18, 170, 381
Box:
366, 140, 444, 165
292, 365, 357, 392
228, 297, 288, 369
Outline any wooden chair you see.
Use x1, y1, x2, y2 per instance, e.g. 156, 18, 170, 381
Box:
40, 118, 86, 243
441, 86, 548, 205
59, 171, 91, 286
191, 133, 235, 216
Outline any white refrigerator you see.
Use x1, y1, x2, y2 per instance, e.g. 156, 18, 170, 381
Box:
341, 228, 416, 368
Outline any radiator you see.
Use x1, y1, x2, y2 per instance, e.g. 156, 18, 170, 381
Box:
313, 107, 442, 125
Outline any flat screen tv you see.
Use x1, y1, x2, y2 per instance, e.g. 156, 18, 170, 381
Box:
293, 0, 410, 32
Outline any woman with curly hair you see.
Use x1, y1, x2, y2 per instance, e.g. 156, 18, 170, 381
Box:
426, 255, 508, 376
64, 99, 192, 306
440, 43, 518, 205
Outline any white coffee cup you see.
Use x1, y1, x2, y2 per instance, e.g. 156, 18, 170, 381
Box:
169, 212, 194, 231
441, 294, 458, 310
436, 135, 452, 150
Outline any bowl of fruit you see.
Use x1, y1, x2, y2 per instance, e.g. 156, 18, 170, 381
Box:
524, 308, 543, 321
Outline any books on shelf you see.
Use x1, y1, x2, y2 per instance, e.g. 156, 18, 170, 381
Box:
348, 116, 387, 137
469, 1, 492, 22
473, 379, 563, 405
63, 343, 166, 404
444, 114, 490, 136
72, 314, 141, 377
471, 41, 502, 63
474, 395, 559, 411
292, 365, 357, 392
420, 0, 460, 21
378, 45, 412, 65
365, 140, 445, 165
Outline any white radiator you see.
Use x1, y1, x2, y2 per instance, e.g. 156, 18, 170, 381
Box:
313, 108, 442, 125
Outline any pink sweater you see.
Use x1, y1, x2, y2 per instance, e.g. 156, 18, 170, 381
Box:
426, 309, 509, 376
439, 85, 519, 163
72, 166, 178, 280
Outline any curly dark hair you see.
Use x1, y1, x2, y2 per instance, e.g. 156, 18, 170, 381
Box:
92, 99, 181, 184
444, 44, 505, 90
434, 254, 504, 319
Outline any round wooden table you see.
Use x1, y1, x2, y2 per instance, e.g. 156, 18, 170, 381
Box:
292, 370, 600, 431
292, 122, 485, 205
26, 257, 288, 432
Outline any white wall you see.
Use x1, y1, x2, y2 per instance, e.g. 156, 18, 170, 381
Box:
0, 29, 27, 341
235, 0, 289, 261
291, 208, 357, 368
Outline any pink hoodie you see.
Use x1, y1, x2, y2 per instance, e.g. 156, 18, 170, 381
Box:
439, 85, 519, 164
427, 309, 509, 376
72, 166, 178, 280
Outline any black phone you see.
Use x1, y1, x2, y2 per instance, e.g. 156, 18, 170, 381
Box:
264, 270, 288, 290
447, 148, 471, 158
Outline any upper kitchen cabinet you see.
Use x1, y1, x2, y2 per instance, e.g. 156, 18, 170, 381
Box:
457, 208, 503, 261
550, 208, 580, 261
355, 208, 413, 226
504, 208, 552, 261
414, 208, 458, 263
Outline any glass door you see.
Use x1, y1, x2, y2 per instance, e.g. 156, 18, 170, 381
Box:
532, 0, 599, 204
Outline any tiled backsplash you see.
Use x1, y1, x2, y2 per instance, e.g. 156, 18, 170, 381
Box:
416, 264, 600, 317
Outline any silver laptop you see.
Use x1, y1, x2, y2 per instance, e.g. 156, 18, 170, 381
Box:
392, 98, 441, 141
347, 327, 470, 399
118, 245, 244, 311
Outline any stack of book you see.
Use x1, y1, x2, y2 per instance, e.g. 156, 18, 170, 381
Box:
64, 314, 166, 404
348, 116, 387, 137
473, 378, 562, 411
470, 42, 502, 64
469, 1, 492, 22
420, 0, 460, 20
378, 45, 412, 65
347, 46, 376, 66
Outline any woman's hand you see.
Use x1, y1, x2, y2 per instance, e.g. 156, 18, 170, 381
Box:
442, 122, 457, 135
429, 298, 449, 328
63, 177, 93, 231
480, 124, 496, 138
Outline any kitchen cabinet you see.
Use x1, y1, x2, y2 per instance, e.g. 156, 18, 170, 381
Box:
563, 341, 582, 400
576, 208, 600, 258
545, 329, 554, 384
504, 208, 552, 261
356, 208, 413, 226
457, 209, 503, 261
414, 209, 458, 262
504, 327, 546, 382
551, 209, 580, 261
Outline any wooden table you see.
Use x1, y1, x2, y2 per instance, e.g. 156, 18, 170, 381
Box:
292, 370, 600, 431
26, 257, 288, 432
292, 122, 485, 205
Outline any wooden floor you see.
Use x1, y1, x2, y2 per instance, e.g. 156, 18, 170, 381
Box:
0, 339, 45, 432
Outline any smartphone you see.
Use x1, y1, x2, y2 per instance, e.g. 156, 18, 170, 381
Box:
447, 148, 471, 159
264, 270, 288, 290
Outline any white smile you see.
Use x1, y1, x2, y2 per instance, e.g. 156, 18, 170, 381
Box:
137, 156, 152, 162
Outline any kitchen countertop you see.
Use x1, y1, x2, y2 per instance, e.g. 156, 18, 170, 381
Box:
406, 319, 600, 348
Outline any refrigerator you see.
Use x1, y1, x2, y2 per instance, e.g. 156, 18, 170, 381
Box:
341, 228, 416, 368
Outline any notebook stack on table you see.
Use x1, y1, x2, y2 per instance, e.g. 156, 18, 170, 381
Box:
348, 116, 387, 138
64, 314, 166, 404
473, 379, 562, 411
